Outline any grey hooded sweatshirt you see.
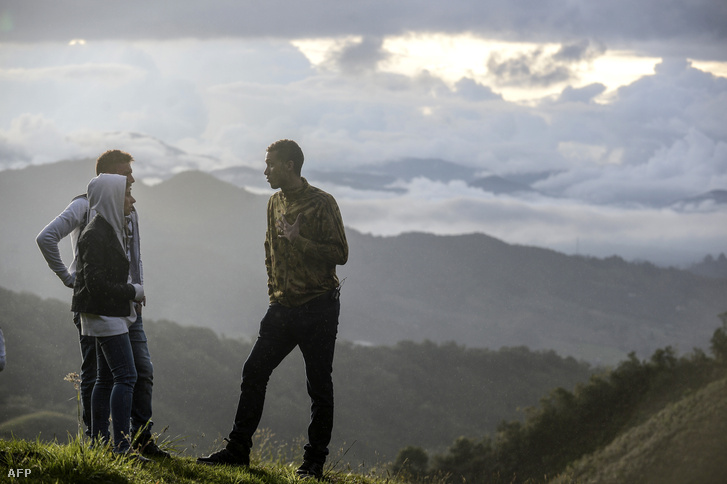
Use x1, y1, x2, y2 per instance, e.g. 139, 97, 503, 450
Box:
78, 174, 143, 337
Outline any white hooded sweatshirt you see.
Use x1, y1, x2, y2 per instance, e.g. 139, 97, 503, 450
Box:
80, 174, 143, 337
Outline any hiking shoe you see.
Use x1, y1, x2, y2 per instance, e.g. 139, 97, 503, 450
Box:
196, 448, 249, 467
296, 460, 324, 480
138, 440, 171, 459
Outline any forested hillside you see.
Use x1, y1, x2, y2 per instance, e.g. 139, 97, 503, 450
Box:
392, 313, 727, 483
0, 286, 592, 466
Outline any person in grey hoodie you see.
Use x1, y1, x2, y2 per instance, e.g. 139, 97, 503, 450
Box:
37, 150, 166, 457
72, 174, 145, 457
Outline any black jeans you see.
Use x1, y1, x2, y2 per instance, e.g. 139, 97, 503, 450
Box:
229, 292, 339, 464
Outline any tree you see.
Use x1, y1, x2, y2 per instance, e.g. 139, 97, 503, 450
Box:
392, 446, 429, 481
711, 312, 727, 364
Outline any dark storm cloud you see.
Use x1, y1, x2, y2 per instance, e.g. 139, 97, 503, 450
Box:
2, 0, 726, 58
554, 39, 606, 62
326, 37, 390, 75
487, 49, 573, 87
485, 39, 608, 88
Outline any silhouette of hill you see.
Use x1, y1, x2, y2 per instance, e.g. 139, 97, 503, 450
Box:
552, 375, 727, 484
415, 338, 727, 483
2, 159, 726, 364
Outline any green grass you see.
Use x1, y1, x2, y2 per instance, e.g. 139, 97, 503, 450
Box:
0, 435, 413, 484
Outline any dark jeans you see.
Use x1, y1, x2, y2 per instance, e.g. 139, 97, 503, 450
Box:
229, 292, 340, 464
93, 333, 137, 452
74, 313, 96, 436
128, 316, 155, 443
74, 314, 155, 442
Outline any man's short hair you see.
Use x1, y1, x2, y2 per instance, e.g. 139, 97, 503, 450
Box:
267, 139, 304, 175
96, 149, 134, 175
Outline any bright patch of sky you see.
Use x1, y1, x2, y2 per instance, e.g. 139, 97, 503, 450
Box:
293, 33, 664, 103
690, 60, 727, 79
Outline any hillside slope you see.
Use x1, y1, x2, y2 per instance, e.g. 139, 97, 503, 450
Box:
553, 376, 727, 484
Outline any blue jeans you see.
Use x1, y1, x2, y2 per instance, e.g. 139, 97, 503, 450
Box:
128, 315, 155, 443
75, 314, 155, 442
229, 292, 340, 464
74, 313, 97, 436
93, 333, 137, 452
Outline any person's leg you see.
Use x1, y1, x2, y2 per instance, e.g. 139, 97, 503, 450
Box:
91, 338, 112, 446
96, 333, 137, 452
198, 305, 297, 466
229, 305, 298, 451
128, 315, 154, 443
74, 313, 96, 436
297, 296, 340, 474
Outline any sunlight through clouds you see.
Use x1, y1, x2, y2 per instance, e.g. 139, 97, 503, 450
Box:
1, 1, 725, 267
293, 33, 663, 103
690, 59, 727, 79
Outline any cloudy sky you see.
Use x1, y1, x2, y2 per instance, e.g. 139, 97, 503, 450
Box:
1, 1, 726, 266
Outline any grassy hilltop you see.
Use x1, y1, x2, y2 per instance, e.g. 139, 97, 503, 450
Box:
1, 436, 404, 484
2, 284, 727, 483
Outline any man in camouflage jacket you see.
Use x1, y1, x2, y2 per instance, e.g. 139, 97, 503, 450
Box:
199, 139, 348, 480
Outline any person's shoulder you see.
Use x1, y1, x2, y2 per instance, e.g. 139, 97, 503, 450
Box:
64, 194, 89, 215
305, 182, 334, 198
306, 184, 339, 207
43, 194, 88, 229
82, 215, 111, 236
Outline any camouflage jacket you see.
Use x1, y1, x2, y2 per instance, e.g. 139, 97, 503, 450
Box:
265, 178, 348, 307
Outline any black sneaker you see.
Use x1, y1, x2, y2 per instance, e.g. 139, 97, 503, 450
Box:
196, 448, 249, 467
138, 440, 171, 459
296, 460, 324, 480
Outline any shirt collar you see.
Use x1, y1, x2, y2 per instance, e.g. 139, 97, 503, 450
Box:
282, 177, 309, 200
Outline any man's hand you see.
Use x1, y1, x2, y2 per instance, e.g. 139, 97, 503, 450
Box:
276, 213, 302, 242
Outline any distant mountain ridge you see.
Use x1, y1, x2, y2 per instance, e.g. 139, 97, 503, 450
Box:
2, 159, 726, 364
211, 157, 726, 205
6, 131, 720, 206
212, 157, 550, 196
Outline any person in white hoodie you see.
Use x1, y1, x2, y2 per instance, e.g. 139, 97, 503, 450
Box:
71, 174, 145, 457
37, 150, 167, 457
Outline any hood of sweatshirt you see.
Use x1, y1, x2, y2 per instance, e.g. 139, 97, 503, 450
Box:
87, 173, 127, 250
